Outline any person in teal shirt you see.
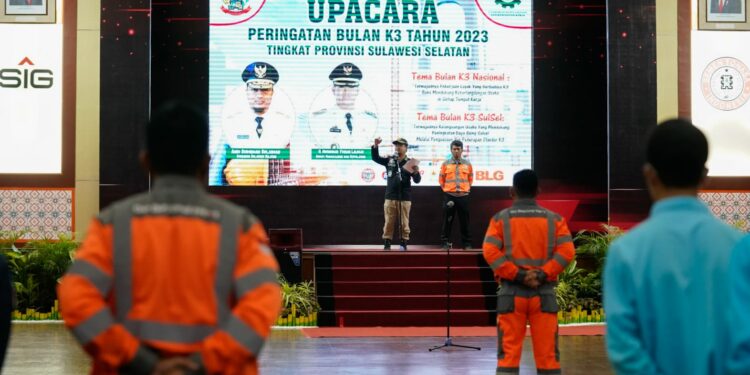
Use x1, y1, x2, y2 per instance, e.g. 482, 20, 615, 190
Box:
604, 119, 743, 375
729, 236, 750, 374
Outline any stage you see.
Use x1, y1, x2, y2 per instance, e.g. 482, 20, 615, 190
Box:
298, 246, 499, 327
304, 245, 480, 252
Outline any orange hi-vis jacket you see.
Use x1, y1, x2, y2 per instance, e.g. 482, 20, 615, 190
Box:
482, 199, 575, 284
439, 158, 473, 194
58, 176, 282, 375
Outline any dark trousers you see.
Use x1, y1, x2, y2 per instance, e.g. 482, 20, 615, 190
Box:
441, 194, 471, 246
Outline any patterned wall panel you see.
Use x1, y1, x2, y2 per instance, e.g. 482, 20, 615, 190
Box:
0, 189, 74, 240
699, 192, 750, 232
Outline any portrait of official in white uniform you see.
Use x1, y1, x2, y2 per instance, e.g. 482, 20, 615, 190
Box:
308, 63, 380, 150
210, 61, 296, 186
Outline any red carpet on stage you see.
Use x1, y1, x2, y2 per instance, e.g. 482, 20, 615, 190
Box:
312, 248, 499, 327
301, 325, 606, 338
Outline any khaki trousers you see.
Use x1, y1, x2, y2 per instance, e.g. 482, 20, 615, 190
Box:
382, 199, 411, 241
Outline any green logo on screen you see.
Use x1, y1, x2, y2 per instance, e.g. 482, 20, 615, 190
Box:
495, 0, 521, 8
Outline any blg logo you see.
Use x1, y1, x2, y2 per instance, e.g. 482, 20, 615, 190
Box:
476, 170, 505, 181
0, 57, 54, 89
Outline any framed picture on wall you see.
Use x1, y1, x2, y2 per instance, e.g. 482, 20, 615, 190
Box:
0, 0, 56, 23
700, 0, 750, 30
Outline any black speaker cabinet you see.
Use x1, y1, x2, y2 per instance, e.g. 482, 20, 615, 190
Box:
269, 228, 303, 284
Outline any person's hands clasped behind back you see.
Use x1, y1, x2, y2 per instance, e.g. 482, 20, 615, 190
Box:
152, 357, 199, 375
523, 269, 545, 289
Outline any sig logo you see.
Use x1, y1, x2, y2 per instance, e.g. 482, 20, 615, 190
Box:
476, 170, 505, 181
0, 57, 54, 89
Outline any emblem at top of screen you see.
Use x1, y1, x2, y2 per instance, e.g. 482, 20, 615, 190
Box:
221, 0, 253, 16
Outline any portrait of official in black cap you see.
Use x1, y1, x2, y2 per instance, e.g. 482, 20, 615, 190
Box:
242, 61, 279, 118
308, 62, 379, 150
210, 61, 296, 186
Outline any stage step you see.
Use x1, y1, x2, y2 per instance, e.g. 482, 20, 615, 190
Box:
318, 310, 496, 327
316, 266, 494, 282
318, 295, 496, 311
313, 251, 489, 268
316, 280, 497, 296
313, 251, 499, 327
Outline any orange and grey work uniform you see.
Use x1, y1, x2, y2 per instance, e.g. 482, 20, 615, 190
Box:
439, 158, 474, 246
57, 176, 282, 375
482, 199, 575, 375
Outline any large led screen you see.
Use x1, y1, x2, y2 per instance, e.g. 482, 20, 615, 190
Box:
209, 0, 532, 186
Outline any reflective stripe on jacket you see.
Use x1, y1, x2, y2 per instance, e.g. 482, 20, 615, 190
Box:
439, 158, 473, 194
482, 199, 575, 282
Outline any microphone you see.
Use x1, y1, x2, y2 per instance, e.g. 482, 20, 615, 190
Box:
394, 152, 402, 181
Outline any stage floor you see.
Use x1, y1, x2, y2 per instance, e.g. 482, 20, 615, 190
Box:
304, 244, 481, 253
3, 324, 613, 374
301, 325, 606, 338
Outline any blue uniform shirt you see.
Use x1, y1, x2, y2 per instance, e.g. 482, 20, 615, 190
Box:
604, 196, 742, 375
729, 235, 750, 375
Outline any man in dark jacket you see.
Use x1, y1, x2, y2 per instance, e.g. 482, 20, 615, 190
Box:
371, 137, 421, 250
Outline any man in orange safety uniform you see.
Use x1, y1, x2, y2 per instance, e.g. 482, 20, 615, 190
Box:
439, 140, 474, 250
483, 169, 575, 375
58, 101, 282, 375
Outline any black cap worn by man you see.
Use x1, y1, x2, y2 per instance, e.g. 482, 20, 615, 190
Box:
242, 62, 279, 89
329, 62, 363, 87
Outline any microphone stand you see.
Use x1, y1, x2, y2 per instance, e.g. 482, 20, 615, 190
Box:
429, 241, 480, 351
395, 152, 405, 251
